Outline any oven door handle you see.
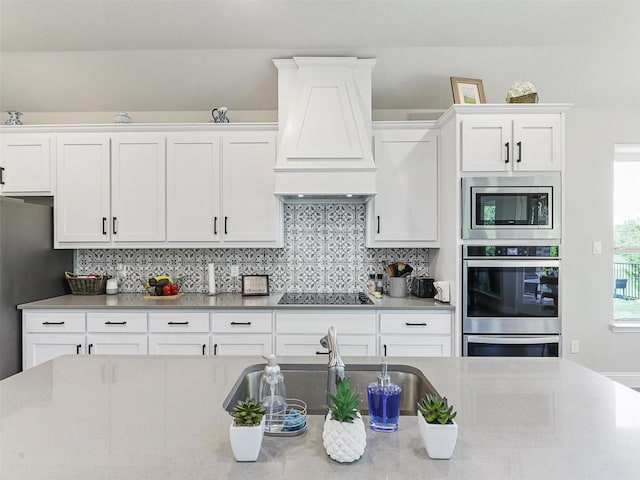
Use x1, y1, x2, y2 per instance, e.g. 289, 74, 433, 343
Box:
464, 259, 560, 268
466, 335, 560, 345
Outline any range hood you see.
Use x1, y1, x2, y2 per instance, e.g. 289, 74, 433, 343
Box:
272, 57, 377, 200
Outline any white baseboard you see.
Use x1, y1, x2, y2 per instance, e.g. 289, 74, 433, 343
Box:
601, 372, 640, 389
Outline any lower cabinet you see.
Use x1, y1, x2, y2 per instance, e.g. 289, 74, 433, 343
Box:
148, 334, 210, 355
24, 334, 85, 369
86, 311, 148, 355
87, 334, 148, 355
148, 311, 210, 355
379, 310, 453, 357
211, 311, 273, 355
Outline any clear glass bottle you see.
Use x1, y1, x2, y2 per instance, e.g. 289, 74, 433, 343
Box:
366, 274, 377, 293
376, 273, 384, 294
259, 354, 287, 433
367, 359, 401, 432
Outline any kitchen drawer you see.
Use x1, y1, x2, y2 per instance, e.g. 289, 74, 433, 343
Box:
87, 312, 147, 333
24, 311, 86, 333
380, 334, 451, 357
379, 311, 452, 335
211, 311, 272, 333
275, 334, 376, 357
275, 311, 376, 335
148, 312, 210, 333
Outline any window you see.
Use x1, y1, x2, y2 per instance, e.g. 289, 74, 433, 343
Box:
613, 144, 640, 321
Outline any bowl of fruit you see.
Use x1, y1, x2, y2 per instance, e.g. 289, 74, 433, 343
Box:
144, 275, 181, 298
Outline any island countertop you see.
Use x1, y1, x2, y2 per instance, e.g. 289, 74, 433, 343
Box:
18, 293, 453, 310
1, 355, 639, 480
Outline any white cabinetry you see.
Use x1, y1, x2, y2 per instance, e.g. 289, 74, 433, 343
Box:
55, 133, 166, 247
0, 134, 54, 195
367, 125, 438, 247
23, 311, 86, 369
461, 114, 562, 172
211, 311, 273, 355
86, 312, 148, 355
379, 311, 452, 357
148, 312, 210, 355
275, 311, 377, 356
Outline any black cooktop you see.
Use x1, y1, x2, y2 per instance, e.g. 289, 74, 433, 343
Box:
278, 292, 374, 305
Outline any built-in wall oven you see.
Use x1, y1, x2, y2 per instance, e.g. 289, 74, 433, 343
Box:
462, 176, 561, 240
462, 245, 561, 357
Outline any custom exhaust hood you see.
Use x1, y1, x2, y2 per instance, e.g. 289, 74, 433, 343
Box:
273, 57, 377, 200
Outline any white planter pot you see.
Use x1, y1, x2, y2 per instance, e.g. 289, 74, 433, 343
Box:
417, 413, 458, 459
229, 416, 265, 462
322, 412, 367, 463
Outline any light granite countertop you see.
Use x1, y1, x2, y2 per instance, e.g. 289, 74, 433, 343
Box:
18, 293, 453, 310
1, 355, 639, 480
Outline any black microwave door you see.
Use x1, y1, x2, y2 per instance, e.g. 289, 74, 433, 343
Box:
474, 191, 550, 227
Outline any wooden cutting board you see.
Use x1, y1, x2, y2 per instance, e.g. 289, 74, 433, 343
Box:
143, 293, 184, 300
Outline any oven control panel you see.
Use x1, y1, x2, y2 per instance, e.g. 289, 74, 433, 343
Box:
465, 245, 559, 258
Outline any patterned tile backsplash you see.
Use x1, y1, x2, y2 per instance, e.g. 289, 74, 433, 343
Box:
76, 203, 430, 293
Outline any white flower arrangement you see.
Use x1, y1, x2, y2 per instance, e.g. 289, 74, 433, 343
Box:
505, 81, 537, 102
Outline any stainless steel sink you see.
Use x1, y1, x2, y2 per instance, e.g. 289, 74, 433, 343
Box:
223, 363, 439, 415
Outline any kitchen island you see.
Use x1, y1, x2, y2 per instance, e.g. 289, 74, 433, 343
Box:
1, 355, 639, 480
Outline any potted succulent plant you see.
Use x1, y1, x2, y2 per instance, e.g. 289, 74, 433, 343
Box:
322, 377, 367, 463
417, 393, 458, 459
229, 397, 266, 462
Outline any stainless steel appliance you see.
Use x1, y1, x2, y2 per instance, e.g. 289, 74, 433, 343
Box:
278, 292, 374, 305
462, 176, 561, 240
462, 245, 560, 357
0, 198, 73, 379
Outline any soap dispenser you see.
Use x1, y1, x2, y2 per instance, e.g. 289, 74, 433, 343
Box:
259, 354, 287, 433
367, 359, 402, 432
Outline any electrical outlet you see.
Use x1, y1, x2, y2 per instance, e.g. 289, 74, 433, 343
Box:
593, 241, 602, 255
230, 265, 240, 277
570, 340, 580, 354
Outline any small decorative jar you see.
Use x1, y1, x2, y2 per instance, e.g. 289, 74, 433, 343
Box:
113, 112, 132, 124
5, 110, 23, 125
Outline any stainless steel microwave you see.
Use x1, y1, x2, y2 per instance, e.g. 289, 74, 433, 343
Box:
462, 176, 561, 240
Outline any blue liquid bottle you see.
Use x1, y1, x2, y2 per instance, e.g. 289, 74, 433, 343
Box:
367, 359, 402, 432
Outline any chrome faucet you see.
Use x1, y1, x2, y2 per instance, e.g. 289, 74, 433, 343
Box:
320, 326, 345, 407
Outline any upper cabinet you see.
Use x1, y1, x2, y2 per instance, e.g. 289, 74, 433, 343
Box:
453, 105, 567, 173
0, 134, 54, 195
366, 124, 438, 248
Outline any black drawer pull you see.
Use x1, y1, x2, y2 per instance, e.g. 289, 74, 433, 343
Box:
516, 141, 522, 163
112, 216, 118, 235
224, 216, 228, 234
43, 321, 65, 325
102, 217, 108, 235
315, 351, 330, 355
214, 216, 218, 235
0, 166, 4, 185
202, 344, 206, 356
504, 142, 510, 163
88, 343, 94, 354
76, 344, 82, 354
383, 344, 387, 356
167, 321, 189, 325
213, 344, 218, 355
105, 321, 127, 325
230, 321, 252, 326
405, 322, 427, 326
377, 215, 380, 234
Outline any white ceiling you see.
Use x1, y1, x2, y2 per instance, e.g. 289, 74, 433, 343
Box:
1, 0, 638, 113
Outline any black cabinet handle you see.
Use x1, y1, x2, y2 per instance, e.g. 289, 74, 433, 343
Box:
213, 344, 218, 355
516, 141, 522, 163
405, 322, 427, 326
112, 217, 118, 235
0, 166, 4, 185
230, 321, 252, 326
105, 321, 127, 325
202, 344, 206, 356
43, 321, 65, 325
224, 216, 228, 234
377, 216, 380, 234
88, 343, 93, 354
76, 344, 82, 354
167, 321, 189, 325
214, 217, 218, 235
504, 142, 510, 163
383, 344, 387, 356
315, 351, 330, 355
102, 217, 108, 235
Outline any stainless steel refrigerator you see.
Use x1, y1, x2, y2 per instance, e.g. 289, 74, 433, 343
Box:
0, 197, 73, 379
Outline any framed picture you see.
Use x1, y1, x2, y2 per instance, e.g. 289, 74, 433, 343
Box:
450, 77, 486, 104
241, 275, 270, 296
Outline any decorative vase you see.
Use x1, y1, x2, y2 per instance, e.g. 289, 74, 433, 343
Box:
507, 92, 539, 104
113, 112, 132, 124
322, 412, 367, 463
229, 416, 265, 462
5, 110, 23, 125
417, 413, 458, 459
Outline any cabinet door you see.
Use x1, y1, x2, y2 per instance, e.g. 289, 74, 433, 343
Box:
212, 334, 273, 356
512, 115, 562, 172
275, 334, 376, 356
222, 133, 282, 245
87, 335, 148, 355
368, 128, 438, 246
0, 134, 54, 195
166, 134, 221, 242
55, 134, 111, 244
461, 116, 512, 172
380, 335, 451, 357
148, 334, 209, 355
111, 134, 166, 242
24, 334, 85, 369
